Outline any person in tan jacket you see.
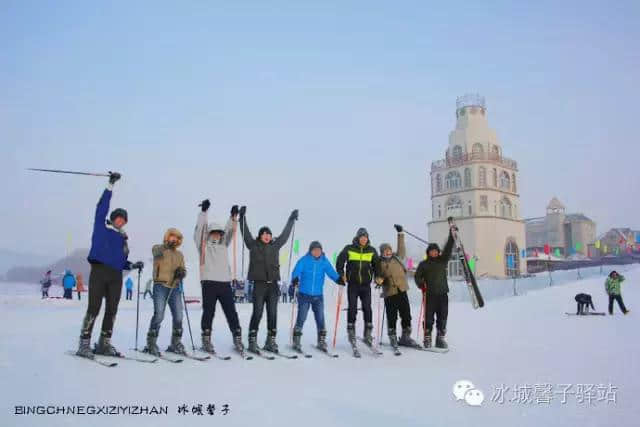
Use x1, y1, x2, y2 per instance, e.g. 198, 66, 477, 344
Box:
376, 225, 419, 350
143, 228, 187, 356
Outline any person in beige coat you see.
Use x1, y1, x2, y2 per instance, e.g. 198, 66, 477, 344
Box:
144, 228, 187, 356
376, 225, 419, 350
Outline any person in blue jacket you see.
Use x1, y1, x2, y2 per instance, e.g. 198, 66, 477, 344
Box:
291, 241, 344, 352
76, 172, 143, 359
62, 270, 76, 300
125, 276, 134, 300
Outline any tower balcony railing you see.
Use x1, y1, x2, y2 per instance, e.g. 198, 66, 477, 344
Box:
431, 152, 518, 171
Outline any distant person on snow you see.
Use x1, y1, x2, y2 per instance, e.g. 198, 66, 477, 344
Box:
375, 225, 420, 350
240, 206, 298, 355
144, 228, 187, 356
288, 281, 296, 303
40, 270, 53, 299
194, 199, 245, 355
574, 293, 595, 315
143, 278, 153, 299
606, 271, 630, 315
62, 270, 76, 300
280, 282, 289, 303
76, 172, 142, 359
76, 273, 85, 300
125, 276, 134, 300
414, 223, 455, 350
291, 241, 344, 353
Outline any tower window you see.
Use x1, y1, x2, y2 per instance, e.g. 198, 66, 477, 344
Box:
480, 195, 488, 211
492, 168, 497, 187
436, 174, 442, 193
452, 145, 463, 161
479, 167, 487, 187
445, 171, 462, 190
499, 171, 511, 190
446, 196, 463, 218
464, 168, 472, 188
512, 173, 517, 193
500, 197, 513, 218
471, 143, 484, 159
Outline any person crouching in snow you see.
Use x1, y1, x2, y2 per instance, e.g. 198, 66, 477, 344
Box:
144, 228, 187, 356
194, 199, 245, 354
375, 225, 419, 350
291, 241, 344, 352
606, 271, 629, 315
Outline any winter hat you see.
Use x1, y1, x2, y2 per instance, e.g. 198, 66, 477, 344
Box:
110, 208, 128, 224
379, 243, 392, 256
309, 241, 323, 252
356, 228, 369, 238
426, 243, 440, 254
610, 270, 619, 278
258, 226, 273, 238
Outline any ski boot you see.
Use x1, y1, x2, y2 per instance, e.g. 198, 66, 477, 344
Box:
247, 330, 260, 354
347, 323, 357, 346
363, 322, 374, 347
388, 328, 399, 350
144, 329, 162, 356
435, 329, 448, 349
76, 337, 95, 359
423, 329, 433, 349
292, 328, 303, 352
166, 328, 186, 355
94, 332, 122, 357
201, 329, 215, 354
317, 329, 328, 352
398, 327, 419, 348
233, 329, 245, 353
263, 329, 279, 353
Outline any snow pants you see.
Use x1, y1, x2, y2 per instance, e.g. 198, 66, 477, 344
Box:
608, 294, 628, 314
385, 291, 412, 331
347, 282, 372, 325
424, 293, 448, 333
249, 281, 279, 332
201, 281, 241, 336
80, 263, 123, 339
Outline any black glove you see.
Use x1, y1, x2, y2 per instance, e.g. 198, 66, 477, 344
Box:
108, 172, 121, 185
289, 209, 299, 221
239, 206, 246, 218
394, 224, 403, 233
336, 276, 345, 286
131, 261, 144, 270
230, 205, 239, 217
174, 267, 187, 280
200, 199, 211, 212
292, 277, 299, 287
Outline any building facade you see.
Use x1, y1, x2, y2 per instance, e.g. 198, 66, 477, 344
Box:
428, 94, 526, 278
525, 197, 596, 257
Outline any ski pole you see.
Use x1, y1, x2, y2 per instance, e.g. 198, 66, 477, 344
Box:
379, 294, 385, 344
134, 267, 142, 351
400, 227, 430, 246
417, 288, 425, 342
421, 289, 427, 343
181, 282, 196, 352
287, 222, 297, 344
26, 167, 111, 177
333, 285, 344, 349
376, 287, 382, 346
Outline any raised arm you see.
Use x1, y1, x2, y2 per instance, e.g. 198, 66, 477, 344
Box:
439, 232, 454, 263
336, 246, 348, 278
194, 211, 208, 254
239, 212, 255, 249
93, 188, 112, 234
274, 210, 298, 250
396, 232, 407, 261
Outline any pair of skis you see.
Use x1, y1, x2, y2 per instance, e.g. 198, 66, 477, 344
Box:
448, 217, 485, 309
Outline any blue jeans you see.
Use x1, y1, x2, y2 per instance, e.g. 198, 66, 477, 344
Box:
149, 284, 183, 332
295, 293, 325, 332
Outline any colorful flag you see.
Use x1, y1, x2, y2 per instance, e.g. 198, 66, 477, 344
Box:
595, 240, 601, 249
521, 249, 526, 258
575, 242, 582, 251
554, 248, 561, 257
293, 239, 300, 256
604, 245, 608, 253
407, 258, 414, 270
332, 252, 337, 265
544, 244, 550, 255
468, 257, 476, 272
507, 255, 515, 268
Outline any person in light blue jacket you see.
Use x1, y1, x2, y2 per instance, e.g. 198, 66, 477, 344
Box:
291, 241, 344, 352
125, 276, 134, 300
62, 270, 76, 300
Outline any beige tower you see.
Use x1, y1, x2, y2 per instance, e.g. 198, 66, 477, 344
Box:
428, 94, 526, 278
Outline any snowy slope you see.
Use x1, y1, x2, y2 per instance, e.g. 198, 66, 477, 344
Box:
1, 267, 639, 427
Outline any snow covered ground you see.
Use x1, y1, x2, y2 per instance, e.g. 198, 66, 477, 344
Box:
1, 266, 639, 427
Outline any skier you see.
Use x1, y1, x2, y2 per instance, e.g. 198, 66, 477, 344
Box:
288, 281, 296, 303
194, 199, 245, 354
125, 276, 134, 300
143, 278, 153, 299
280, 282, 288, 303
574, 293, 595, 315
375, 225, 419, 349
76, 172, 142, 359
239, 206, 298, 355
291, 241, 344, 352
606, 271, 630, 315
40, 270, 52, 299
76, 273, 85, 300
62, 270, 76, 299
413, 224, 455, 349
336, 228, 380, 348
144, 228, 187, 356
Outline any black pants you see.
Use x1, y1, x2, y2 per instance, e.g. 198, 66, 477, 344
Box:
385, 291, 412, 331
249, 281, 279, 332
63, 289, 73, 299
608, 294, 628, 314
281, 293, 288, 303
77, 291, 81, 300
347, 283, 372, 325
424, 293, 448, 333
126, 289, 132, 300
201, 281, 241, 336
80, 263, 123, 339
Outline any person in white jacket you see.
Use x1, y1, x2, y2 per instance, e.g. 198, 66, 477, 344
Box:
194, 199, 244, 354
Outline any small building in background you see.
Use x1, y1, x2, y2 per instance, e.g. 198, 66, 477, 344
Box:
590, 228, 640, 257
525, 197, 596, 257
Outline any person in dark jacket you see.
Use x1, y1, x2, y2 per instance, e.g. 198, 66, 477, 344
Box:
239, 206, 298, 354
414, 225, 455, 349
76, 172, 141, 359
574, 293, 595, 315
336, 228, 380, 348
40, 270, 53, 299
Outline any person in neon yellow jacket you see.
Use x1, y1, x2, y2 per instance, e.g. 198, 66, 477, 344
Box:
605, 271, 629, 315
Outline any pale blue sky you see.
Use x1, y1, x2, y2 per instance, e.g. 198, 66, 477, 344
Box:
1, 0, 639, 268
